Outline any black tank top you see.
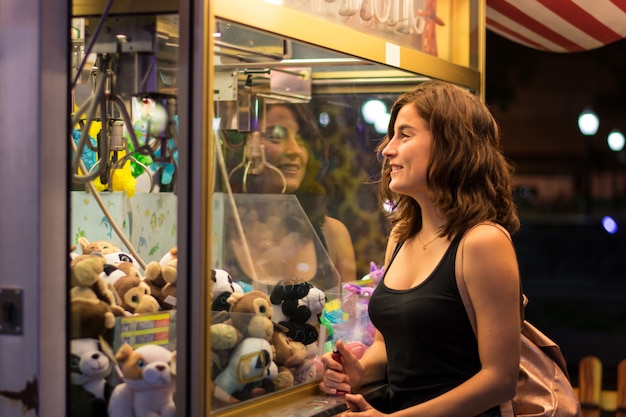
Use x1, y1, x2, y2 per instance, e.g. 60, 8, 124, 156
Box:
368, 234, 480, 413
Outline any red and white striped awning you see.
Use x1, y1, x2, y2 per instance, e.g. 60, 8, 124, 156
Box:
486, 0, 626, 52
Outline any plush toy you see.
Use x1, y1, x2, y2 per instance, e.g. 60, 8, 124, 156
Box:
270, 278, 326, 346
210, 290, 276, 376
77, 237, 143, 279
329, 282, 377, 347
102, 251, 142, 273
78, 237, 121, 255
113, 275, 160, 315
211, 336, 275, 405
227, 291, 274, 341
271, 324, 319, 386
210, 268, 244, 312
70, 298, 116, 342
69, 298, 116, 417
210, 322, 242, 377
108, 343, 176, 417
359, 261, 385, 285
211, 291, 281, 403
69, 337, 114, 417
144, 247, 178, 310
70, 253, 126, 317
92, 151, 138, 197
102, 260, 142, 288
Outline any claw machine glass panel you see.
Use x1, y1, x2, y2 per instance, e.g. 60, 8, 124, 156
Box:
208, 15, 473, 415
69, 10, 181, 417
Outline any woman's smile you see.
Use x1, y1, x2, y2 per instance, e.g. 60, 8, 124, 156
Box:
276, 163, 302, 175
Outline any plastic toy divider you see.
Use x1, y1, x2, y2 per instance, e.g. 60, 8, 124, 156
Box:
109, 310, 177, 385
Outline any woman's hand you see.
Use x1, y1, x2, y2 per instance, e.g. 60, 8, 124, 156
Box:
319, 340, 364, 395
341, 394, 387, 416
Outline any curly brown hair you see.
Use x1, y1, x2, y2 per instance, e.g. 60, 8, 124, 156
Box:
376, 80, 520, 243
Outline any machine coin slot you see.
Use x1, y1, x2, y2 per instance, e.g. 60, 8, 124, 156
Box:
0, 288, 23, 335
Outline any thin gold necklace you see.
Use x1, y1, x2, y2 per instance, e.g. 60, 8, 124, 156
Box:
416, 232, 440, 251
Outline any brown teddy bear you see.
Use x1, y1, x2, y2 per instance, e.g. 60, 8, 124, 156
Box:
210, 291, 295, 403
70, 254, 126, 317
143, 247, 177, 310
70, 298, 116, 341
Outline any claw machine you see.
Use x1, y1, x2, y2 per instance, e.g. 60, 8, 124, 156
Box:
66, 1, 210, 417
207, 0, 483, 416
0, 0, 483, 416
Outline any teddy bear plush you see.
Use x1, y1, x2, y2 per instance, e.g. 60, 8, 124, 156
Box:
108, 343, 176, 417
211, 291, 285, 403
78, 237, 121, 255
113, 274, 160, 315
71, 253, 126, 317
271, 324, 318, 387
143, 247, 178, 310
70, 298, 116, 342
210, 290, 276, 374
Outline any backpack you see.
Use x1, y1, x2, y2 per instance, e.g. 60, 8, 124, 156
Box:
457, 224, 582, 417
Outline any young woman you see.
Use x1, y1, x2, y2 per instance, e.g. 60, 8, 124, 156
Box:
225, 103, 357, 289
319, 80, 522, 416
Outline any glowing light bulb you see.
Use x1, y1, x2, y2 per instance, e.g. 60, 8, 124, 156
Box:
578, 108, 599, 136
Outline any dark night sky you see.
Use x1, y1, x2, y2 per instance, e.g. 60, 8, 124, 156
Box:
485, 31, 626, 173
483, 33, 626, 381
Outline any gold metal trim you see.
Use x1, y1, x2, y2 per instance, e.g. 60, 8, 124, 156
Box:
72, 0, 177, 17
478, 0, 487, 101
205, 1, 216, 416
214, 0, 480, 91
211, 382, 322, 417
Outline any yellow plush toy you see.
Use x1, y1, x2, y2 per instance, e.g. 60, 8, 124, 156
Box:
92, 154, 137, 197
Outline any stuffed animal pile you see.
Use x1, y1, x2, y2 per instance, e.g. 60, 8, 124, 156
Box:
69, 237, 180, 417
71, 237, 168, 317
68, 236, 355, 415
208, 278, 330, 408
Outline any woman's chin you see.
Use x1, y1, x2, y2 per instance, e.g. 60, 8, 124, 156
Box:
284, 182, 300, 193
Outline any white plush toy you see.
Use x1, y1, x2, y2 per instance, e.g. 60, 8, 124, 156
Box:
108, 343, 176, 417
70, 338, 113, 399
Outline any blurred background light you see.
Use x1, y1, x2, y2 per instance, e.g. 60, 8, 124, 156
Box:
607, 129, 625, 152
361, 99, 387, 124
602, 216, 618, 234
578, 108, 600, 136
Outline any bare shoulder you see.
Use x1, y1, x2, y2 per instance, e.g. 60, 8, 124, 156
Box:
460, 223, 518, 285
462, 222, 513, 253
